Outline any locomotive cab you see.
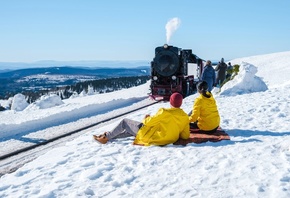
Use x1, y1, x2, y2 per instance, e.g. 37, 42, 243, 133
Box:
150, 44, 203, 100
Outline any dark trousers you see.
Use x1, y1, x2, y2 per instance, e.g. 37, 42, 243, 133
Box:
190, 122, 218, 134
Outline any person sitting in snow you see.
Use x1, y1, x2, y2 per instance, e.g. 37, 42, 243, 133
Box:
189, 81, 220, 133
93, 92, 190, 146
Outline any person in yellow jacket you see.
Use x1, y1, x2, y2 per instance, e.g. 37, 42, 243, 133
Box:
189, 81, 220, 133
93, 92, 190, 146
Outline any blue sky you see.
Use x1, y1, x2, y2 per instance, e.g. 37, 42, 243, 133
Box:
1, 0, 290, 63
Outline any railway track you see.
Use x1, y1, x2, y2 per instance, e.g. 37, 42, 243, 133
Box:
0, 99, 161, 176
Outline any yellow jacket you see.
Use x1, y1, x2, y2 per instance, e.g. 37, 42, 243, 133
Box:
133, 107, 190, 146
189, 92, 220, 131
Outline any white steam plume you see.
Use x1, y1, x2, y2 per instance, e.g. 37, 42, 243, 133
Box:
165, 17, 181, 44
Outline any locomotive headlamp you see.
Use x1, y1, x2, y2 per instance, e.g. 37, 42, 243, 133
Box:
171, 75, 176, 80
163, 44, 169, 49
153, 76, 158, 80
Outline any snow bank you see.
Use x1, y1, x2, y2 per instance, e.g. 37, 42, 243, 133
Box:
219, 62, 268, 96
25, 94, 64, 110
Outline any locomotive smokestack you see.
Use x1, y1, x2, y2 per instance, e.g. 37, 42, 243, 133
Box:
165, 17, 181, 44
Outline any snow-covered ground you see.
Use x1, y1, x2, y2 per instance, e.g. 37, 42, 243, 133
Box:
0, 51, 290, 197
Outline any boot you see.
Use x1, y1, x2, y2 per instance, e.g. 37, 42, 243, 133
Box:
93, 133, 108, 144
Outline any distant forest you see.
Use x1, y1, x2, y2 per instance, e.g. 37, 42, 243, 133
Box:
23, 76, 149, 103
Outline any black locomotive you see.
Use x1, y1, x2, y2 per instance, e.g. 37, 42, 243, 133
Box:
150, 44, 204, 100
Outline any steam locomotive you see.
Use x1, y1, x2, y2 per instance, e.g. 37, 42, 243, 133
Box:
150, 44, 204, 100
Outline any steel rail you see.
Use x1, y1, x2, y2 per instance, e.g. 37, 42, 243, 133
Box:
0, 100, 161, 161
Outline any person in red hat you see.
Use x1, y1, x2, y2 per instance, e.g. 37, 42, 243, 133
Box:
93, 92, 190, 146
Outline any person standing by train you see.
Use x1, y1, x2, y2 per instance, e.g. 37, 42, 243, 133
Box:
189, 81, 220, 133
215, 58, 228, 86
201, 60, 215, 92
226, 62, 233, 80
93, 92, 190, 146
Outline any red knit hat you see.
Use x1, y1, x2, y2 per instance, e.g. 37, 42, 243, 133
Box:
170, 92, 183, 108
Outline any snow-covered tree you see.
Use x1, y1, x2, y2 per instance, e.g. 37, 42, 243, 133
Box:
11, 93, 29, 111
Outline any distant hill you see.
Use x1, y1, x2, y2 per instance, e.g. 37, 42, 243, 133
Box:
0, 66, 150, 99
0, 66, 150, 79
0, 60, 150, 70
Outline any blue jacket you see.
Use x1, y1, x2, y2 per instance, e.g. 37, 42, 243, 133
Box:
201, 65, 215, 91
